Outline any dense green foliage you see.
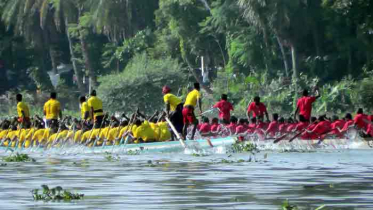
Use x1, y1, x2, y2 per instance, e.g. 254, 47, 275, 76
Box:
0, 0, 373, 116
97, 53, 185, 113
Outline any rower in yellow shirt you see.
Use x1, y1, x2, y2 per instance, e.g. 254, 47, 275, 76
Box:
134, 120, 156, 143
182, 83, 202, 140
162, 86, 183, 140
16, 94, 31, 128
43, 92, 62, 128
157, 121, 171, 141
87, 90, 104, 128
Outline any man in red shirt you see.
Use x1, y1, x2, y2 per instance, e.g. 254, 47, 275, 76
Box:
294, 89, 320, 122
340, 113, 354, 133
354, 108, 370, 131
210, 118, 220, 133
213, 94, 234, 124
308, 115, 331, 139
247, 96, 269, 122
227, 116, 238, 135
199, 117, 211, 135
330, 115, 345, 138
246, 117, 257, 134
265, 113, 279, 137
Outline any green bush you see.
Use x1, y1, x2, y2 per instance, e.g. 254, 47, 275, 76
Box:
97, 53, 186, 114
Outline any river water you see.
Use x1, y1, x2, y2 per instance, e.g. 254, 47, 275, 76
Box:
0, 147, 373, 210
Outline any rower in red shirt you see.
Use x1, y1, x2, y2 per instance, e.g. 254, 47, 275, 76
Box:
213, 94, 234, 124
309, 115, 332, 139
340, 113, 354, 133
294, 115, 309, 132
354, 108, 370, 131
247, 96, 269, 122
246, 117, 257, 134
199, 117, 211, 135
227, 116, 238, 135
278, 118, 288, 134
265, 113, 279, 137
301, 117, 318, 139
294, 88, 320, 122
330, 115, 345, 138
235, 119, 247, 135
286, 118, 297, 133
210, 118, 220, 133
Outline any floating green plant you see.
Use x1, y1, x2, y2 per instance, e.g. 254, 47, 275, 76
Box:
104, 152, 120, 161
280, 199, 325, 210
3, 153, 35, 162
191, 153, 209, 157
126, 150, 140, 155
229, 142, 259, 154
281, 199, 299, 210
32, 185, 84, 202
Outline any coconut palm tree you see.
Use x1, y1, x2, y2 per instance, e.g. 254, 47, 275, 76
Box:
1, 0, 54, 89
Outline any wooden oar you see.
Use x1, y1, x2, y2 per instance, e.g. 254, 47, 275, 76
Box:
288, 125, 312, 143
118, 112, 137, 145
165, 117, 186, 149
273, 133, 290, 144
316, 129, 338, 145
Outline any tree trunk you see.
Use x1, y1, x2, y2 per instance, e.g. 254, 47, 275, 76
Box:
80, 35, 97, 93
291, 43, 299, 109
276, 35, 289, 77
291, 44, 298, 82
348, 45, 353, 75
49, 47, 58, 74
66, 19, 85, 95
184, 56, 214, 95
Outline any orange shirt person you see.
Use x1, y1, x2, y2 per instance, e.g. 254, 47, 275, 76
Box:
43, 92, 62, 128
182, 83, 202, 140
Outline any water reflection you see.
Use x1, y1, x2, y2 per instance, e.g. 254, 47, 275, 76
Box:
0, 150, 373, 209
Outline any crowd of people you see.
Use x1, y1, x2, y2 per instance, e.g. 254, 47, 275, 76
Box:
1, 82, 372, 148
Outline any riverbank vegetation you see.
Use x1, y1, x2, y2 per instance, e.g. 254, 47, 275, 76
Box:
0, 0, 372, 116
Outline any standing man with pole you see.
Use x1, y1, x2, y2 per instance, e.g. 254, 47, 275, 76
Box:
182, 83, 202, 140
87, 90, 104, 128
294, 88, 320, 122
43, 92, 62, 128
16, 93, 31, 128
247, 96, 269, 122
162, 85, 184, 140
213, 94, 233, 124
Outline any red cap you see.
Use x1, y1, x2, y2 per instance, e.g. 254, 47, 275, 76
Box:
162, 86, 171, 94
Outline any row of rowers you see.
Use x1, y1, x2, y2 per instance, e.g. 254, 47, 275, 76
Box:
198, 111, 373, 140
0, 116, 172, 148
9, 83, 373, 144
3, 91, 174, 147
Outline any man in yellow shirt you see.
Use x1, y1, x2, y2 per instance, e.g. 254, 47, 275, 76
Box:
182, 83, 202, 140
87, 90, 104, 128
43, 92, 62, 128
162, 86, 184, 139
80, 96, 91, 122
16, 94, 31, 128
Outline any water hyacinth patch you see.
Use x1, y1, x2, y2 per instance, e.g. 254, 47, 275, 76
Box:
104, 152, 121, 161
32, 185, 84, 202
229, 142, 259, 154
3, 153, 35, 162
